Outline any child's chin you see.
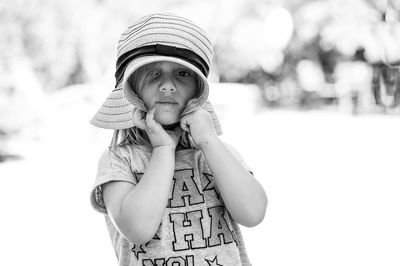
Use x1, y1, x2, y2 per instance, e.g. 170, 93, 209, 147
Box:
155, 114, 179, 126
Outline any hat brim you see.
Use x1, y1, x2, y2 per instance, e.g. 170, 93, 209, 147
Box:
89, 82, 135, 129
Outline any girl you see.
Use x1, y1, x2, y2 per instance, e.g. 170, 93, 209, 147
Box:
90, 13, 267, 266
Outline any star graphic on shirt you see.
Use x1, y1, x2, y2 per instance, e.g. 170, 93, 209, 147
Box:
131, 244, 146, 260
205, 255, 223, 266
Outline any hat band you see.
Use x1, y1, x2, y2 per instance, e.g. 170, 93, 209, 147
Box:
115, 44, 209, 87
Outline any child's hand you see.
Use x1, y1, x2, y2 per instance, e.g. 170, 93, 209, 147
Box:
133, 107, 182, 150
180, 108, 217, 148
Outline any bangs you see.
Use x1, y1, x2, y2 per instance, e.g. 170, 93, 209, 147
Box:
127, 64, 155, 97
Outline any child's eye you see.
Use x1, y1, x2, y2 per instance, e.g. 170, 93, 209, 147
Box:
176, 70, 191, 77
147, 69, 160, 78
151, 70, 160, 77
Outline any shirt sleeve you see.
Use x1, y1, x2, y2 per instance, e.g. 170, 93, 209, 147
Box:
90, 147, 137, 214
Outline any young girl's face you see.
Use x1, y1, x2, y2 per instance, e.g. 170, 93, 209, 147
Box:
138, 61, 198, 125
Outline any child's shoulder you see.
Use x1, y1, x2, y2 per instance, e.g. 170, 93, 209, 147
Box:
118, 143, 152, 153
99, 144, 151, 162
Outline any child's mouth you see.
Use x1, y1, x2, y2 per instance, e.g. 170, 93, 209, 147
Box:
155, 102, 178, 106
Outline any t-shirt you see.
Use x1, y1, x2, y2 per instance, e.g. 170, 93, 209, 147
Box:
90, 144, 252, 266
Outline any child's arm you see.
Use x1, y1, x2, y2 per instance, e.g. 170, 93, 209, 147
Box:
103, 146, 175, 245
181, 109, 267, 227
103, 108, 182, 245
200, 136, 267, 227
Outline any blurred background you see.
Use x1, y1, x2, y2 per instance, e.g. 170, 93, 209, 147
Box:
1, 0, 400, 265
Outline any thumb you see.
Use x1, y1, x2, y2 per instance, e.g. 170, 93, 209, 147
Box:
133, 108, 147, 130
180, 116, 190, 133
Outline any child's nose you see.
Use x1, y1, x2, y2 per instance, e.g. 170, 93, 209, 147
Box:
159, 76, 177, 94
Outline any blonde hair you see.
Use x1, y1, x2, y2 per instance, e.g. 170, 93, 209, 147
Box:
112, 63, 204, 149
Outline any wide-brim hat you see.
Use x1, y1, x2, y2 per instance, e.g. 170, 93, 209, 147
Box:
90, 13, 222, 134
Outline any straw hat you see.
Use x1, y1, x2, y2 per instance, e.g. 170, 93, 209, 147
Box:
90, 13, 222, 134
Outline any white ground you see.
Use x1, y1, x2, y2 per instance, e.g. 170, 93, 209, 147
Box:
1, 83, 399, 266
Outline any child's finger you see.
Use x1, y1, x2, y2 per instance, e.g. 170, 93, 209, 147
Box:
146, 107, 160, 131
180, 116, 190, 132
145, 107, 155, 126
133, 108, 147, 130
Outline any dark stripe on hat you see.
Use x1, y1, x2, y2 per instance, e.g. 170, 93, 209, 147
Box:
118, 32, 211, 64
118, 44, 209, 73
114, 44, 209, 87
107, 95, 126, 100
138, 40, 193, 52
99, 109, 132, 115
120, 40, 199, 65
93, 117, 132, 123
103, 103, 131, 108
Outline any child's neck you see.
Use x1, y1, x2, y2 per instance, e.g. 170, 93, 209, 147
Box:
176, 143, 187, 151
162, 122, 180, 131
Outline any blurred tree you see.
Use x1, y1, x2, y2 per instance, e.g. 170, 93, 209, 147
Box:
0, 0, 91, 92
